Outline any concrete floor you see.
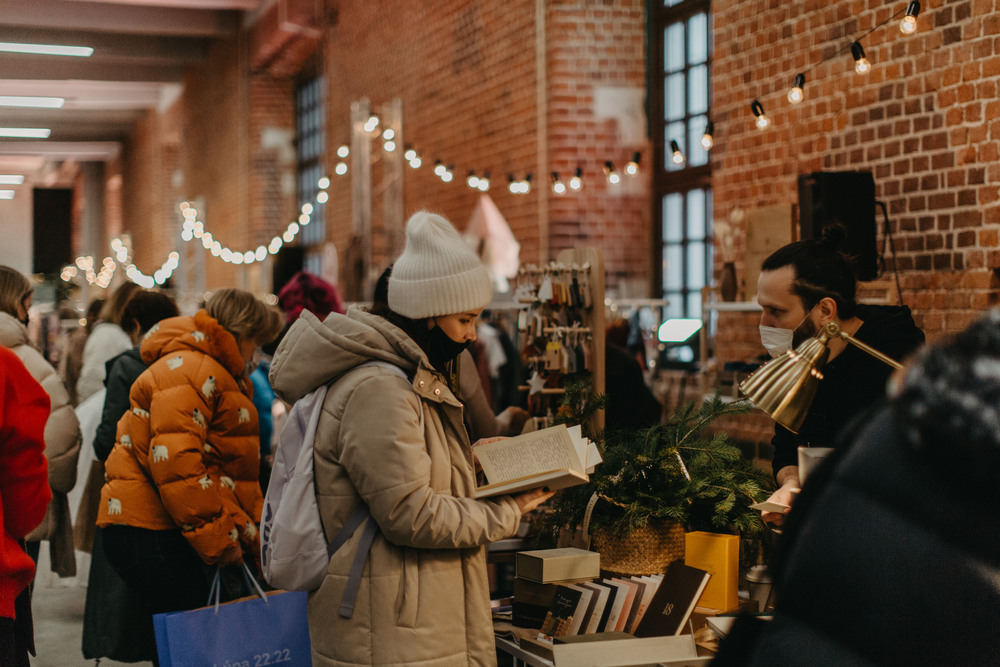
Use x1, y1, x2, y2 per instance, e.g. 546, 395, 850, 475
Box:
30, 548, 153, 667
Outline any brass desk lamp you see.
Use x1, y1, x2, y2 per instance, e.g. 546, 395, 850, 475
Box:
739, 321, 903, 433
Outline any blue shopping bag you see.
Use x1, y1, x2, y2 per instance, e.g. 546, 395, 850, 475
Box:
153, 564, 311, 666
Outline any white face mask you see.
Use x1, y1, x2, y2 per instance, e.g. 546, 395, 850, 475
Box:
759, 325, 795, 358
758, 308, 817, 358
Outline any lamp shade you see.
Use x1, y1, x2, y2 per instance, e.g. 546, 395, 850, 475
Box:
739, 336, 831, 433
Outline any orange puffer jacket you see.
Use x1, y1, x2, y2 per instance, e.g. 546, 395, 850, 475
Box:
97, 311, 262, 567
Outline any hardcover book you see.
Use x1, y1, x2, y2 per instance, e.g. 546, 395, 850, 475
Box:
563, 584, 594, 635
473, 424, 601, 498
633, 562, 711, 638
539, 585, 583, 639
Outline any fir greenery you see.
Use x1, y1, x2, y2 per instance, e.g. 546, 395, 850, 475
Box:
543, 387, 774, 559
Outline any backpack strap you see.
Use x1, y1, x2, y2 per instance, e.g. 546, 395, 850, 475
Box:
330, 359, 420, 619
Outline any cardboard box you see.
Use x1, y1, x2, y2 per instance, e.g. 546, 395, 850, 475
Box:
684, 532, 739, 612
516, 548, 600, 584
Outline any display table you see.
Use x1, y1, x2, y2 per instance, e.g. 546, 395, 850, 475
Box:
494, 632, 713, 667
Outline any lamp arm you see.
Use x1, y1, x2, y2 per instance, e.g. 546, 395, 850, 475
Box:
837, 331, 904, 370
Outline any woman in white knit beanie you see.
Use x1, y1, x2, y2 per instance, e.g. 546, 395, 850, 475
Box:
268, 211, 554, 666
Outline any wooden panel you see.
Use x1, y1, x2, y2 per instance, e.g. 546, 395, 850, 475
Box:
743, 204, 797, 301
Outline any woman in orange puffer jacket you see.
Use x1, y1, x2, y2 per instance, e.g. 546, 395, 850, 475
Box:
97, 288, 282, 648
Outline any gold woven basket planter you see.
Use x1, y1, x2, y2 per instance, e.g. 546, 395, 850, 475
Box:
590, 519, 686, 576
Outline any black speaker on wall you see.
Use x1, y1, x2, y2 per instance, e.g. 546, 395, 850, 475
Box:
797, 171, 878, 281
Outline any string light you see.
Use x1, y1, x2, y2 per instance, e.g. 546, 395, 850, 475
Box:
467, 171, 480, 189
337, 145, 349, 158
751, 100, 769, 129
569, 167, 583, 191
701, 122, 714, 150
851, 41, 871, 74
900, 1, 920, 34
363, 113, 379, 133
478, 172, 491, 192
625, 151, 641, 175
604, 162, 619, 184
669, 141, 685, 165
551, 172, 566, 195
787, 73, 806, 104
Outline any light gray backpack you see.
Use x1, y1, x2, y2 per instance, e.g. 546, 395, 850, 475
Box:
260, 361, 417, 616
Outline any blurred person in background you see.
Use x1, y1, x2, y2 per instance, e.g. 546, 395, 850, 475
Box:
255, 270, 346, 492
0, 347, 51, 667
0, 266, 81, 584
58, 298, 105, 406
76, 282, 141, 404
81, 289, 180, 664
97, 288, 282, 657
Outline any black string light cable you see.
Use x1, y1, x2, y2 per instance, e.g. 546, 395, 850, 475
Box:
875, 201, 905, 307
740, 0, 921, 131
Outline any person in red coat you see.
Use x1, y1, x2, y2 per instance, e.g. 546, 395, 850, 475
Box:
0, 346, 51, 667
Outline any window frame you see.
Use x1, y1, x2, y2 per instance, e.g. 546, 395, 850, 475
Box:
650, 0, 713, 317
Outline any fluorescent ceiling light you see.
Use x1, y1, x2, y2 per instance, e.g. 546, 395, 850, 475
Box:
0, 191, 15, 200
0, 175, 25, 185
0, 128, 51, 138
0, 96, 65, 109
0, 42, 93, 57
658, 318, 702, 343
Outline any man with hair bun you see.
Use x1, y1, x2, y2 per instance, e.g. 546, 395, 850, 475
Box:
754, 224, 924, 524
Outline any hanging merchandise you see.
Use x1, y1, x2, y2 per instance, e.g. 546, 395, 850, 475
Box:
513, 248, 606, 433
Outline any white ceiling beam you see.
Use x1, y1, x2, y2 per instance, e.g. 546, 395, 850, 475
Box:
0, 142, 121, 161
61, 0, 262, 8
1, 0, 241, 38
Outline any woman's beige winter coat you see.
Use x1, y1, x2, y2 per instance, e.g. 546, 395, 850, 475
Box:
0, 312, 81, 577
269, 308, 521, 667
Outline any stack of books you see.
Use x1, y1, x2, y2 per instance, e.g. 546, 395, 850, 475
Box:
512, 548, 712, 642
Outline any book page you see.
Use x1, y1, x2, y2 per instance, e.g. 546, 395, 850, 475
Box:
475, 424, 584, 485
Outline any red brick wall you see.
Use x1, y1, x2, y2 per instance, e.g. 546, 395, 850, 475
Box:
322, 0, 650, 294
712, 0, 1000, 351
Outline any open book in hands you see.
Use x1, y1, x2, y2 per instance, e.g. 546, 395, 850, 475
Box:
473, 424, 601, 498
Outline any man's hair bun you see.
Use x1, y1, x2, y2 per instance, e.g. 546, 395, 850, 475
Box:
820, 222, 848, 249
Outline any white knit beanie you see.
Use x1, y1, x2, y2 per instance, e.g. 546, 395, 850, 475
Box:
388, 211, 493, 319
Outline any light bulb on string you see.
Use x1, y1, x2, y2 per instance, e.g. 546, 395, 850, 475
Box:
751, 100, 769, 130
787, 73, 806, 104
316, 191, 329, 204
551, 172, 566, 195
441, 166, 454, 183
569, 167, 583, 191
334, 162, 348, 175
467, 171, 480, 189
478, 172, 491, 192
337, 145, 349, 158
851, 41, 871, 75
381, 128, 395, 141
900, 1, 920, 34
364, 113, 379, 133
625, 152, 641, 176
383, 140, 396, 152
404, 147, 417, 161
508, 174, 517, 194
701, 122, 714, 150
669, 140, 685, 165
604, 161, 620, 185
434, 161, 447, 177
523, 174, 532, 194
317, 177, 330, 189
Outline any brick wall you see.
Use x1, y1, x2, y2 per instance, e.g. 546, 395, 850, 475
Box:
322, 0, 650, 296
712, 0, 1000, 355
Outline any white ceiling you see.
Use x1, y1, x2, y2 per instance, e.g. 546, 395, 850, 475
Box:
0, 0, 270, 186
